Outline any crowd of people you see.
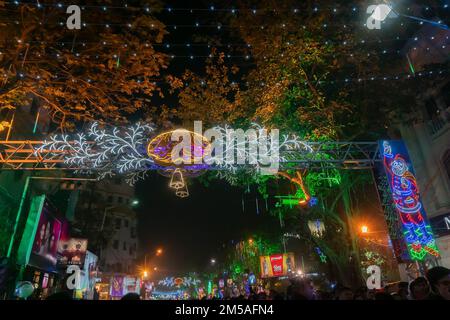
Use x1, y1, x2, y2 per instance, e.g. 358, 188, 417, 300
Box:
197, 266, 450, 301
279, 266, 450, 300
43, 266, 450, 301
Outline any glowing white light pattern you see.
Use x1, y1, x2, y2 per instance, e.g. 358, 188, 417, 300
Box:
210, 123, 313, 184
38, 122, 155, 185
38, 122, 313, 186
158, 277, 201, 287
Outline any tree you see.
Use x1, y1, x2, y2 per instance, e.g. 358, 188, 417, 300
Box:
168, 50, 246, 127
0, 1, 169, 130
222, 235, 282, 279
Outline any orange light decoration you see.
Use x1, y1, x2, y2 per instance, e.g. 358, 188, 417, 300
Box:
278, 170, 311, 207
361, 225, 369, 234
147, 129, 211, 198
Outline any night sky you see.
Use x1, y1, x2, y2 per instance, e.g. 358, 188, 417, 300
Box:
135, 174, 281, 274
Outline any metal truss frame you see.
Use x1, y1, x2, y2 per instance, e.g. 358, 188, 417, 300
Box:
0, 140, 382, 171
0, 140, 66, 170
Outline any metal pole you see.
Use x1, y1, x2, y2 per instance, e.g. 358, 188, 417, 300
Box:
100, 208, 109, 231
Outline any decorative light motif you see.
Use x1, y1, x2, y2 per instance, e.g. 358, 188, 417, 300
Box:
147, 129, 211, 167
381, 140, 439, 261
315, 247, 327, 263
169, 168, 185, 189
308, 220, 325, 238
214, 124, 313, 185
38, 122, 155, 185
38, 122, 313, 189
175, 183, 189, 198
212, 124, 312, 173
158, 277, 200, 288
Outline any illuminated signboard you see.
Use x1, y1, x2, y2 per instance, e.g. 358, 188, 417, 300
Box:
259, 253, 295, 278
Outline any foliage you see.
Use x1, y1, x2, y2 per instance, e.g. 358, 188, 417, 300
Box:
0, 0, 169, 130
225, 236, 282, 277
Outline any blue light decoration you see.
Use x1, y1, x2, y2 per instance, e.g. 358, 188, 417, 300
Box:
315, 247, 327, 263
248, 273, 256, 285
380, 140, 439, 261
308, 197, 319, 207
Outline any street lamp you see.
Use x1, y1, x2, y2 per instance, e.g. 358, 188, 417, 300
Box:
156, 248, 163, 256
131, 199, 139, 206
361, 225, 369, 234
210, 258, 216, 265
143, 270, 148, 278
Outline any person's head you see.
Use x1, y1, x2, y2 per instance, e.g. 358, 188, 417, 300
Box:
374, 292, 394, 300
46, 292, 72, 300
426, 267, 450, 300
366, 289, 376, 300
291, 278, 315, 300
121, 293, 141, 300
409, 277, 430, 300
336, 287, 353, 300
397, 282, 409, 299
354, 286, 368, 300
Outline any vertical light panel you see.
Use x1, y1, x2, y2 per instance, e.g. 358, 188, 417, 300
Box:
380, 140, 439, 261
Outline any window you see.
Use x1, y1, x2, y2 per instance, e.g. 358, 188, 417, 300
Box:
124, 219, 129, 228
131, 227, 136, 239
123, 241, 127, 251
107, 195, 113, 203
114, 178, 121, 185
444, 150, 450, 181
126, 198, 130, 205
118, 196, 123, 204
113, 240, 119, 250
115, 218, 121, 229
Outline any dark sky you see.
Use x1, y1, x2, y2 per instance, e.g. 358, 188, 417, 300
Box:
135, 174, 281, 275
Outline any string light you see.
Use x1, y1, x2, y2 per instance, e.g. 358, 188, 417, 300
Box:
1, 34, 446, 48
3, 1, 450, 11
9, 67, 447, 86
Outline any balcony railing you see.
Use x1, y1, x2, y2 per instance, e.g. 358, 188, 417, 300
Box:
428, 112, 450, 138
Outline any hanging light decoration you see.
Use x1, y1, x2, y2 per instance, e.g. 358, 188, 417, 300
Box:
147, 129, 211, 167
169, 168, 185, 189
175, 183, 189, 198
308, 220, 325, 238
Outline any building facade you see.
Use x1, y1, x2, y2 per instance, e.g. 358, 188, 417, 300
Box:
398, 79, 450, 269
75, 178, 138, 275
